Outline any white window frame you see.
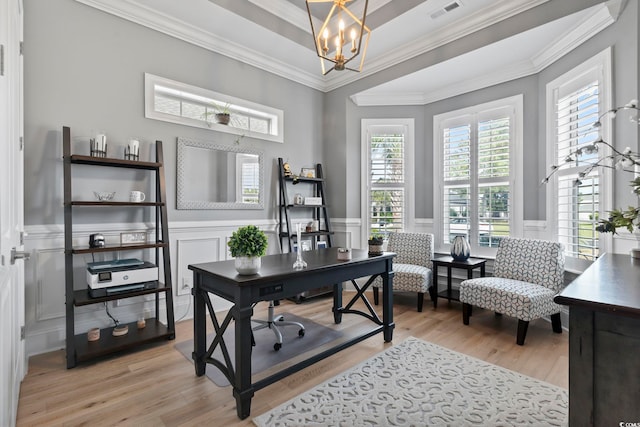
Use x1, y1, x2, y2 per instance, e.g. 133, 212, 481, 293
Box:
545, 48, 612, 271
434, 95, 523, 258
236, 154, 260, 203
361, 119, 415, 247
144, 73, 284, 143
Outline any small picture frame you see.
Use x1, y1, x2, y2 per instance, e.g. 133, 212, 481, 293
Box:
292, 240, 311, 252
300, 168, 316, 178
317, 241, 327, 249
120, 232, 147, 245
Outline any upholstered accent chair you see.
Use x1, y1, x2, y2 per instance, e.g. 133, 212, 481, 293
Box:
372, 232, 434, 312
459, 237, 565, 345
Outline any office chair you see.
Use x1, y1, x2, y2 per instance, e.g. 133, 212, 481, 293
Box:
252, 301, 305, 351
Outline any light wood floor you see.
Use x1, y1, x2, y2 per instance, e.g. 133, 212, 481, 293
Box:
17, 293, 568, 426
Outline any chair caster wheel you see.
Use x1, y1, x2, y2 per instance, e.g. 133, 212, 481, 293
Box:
298, 329, 305, 337
274, 342, 282, 351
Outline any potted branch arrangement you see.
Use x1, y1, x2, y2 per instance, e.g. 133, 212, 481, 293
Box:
228, 225, 268, 275
368, 234, 384, 256
543, 98, 640, 258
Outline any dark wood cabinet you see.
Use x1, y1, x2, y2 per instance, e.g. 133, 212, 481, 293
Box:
554, 253, 640, 426
63, 126, 175, 368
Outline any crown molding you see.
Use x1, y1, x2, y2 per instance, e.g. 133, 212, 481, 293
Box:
75, 0, 608, 95
531, 3, 616, 70
247, 0, 312, 33
351, 2, 616, 106
318, 0, 552, 92
74, 0, 327, 91
247, 0, 392, 34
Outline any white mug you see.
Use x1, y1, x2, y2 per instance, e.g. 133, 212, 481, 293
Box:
130, 191, 146, 202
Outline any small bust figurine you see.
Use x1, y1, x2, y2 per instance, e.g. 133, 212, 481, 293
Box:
283, 162, 293, 177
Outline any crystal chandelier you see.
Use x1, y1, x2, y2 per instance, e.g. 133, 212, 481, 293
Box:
306, 0, 371, 75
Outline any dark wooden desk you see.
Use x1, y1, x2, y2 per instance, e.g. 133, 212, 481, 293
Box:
431, 256, 486, 308
554, 253, 640, 426
189, 248, 395, 419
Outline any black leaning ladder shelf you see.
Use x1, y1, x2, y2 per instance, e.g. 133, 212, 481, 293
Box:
277, 157, 334, 302
277, 157, 333, 252
63, 126, 175, 368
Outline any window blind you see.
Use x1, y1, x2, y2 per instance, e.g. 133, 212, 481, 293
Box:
442, 114, 511, 247
369, 133, 405, 238
555, 80, 600, 260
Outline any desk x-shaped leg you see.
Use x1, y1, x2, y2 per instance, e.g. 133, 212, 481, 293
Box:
333, 274, 383, 325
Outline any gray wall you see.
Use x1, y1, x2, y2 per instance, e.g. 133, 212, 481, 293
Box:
23, 0, 638, 227
23, 0, 324, 226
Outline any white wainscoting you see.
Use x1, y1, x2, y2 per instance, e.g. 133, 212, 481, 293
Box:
23, 218, 596, 357
23, 219, 278, 358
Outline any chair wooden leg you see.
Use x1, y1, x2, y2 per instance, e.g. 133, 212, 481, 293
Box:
373, 286, 379, 306
551, 313, 562, 333
417, 292, 424, 312
516, 320, 529, 345
462, 303, 471, 325
429, 285, 437, 308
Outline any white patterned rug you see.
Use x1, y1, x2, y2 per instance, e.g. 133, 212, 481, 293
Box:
253, 337, 567, 427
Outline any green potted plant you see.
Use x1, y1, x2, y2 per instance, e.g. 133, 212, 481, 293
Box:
213, 102, 231, 125
202, 102, 232, 125
228, 225, 268, 275
368, 234, 384, 256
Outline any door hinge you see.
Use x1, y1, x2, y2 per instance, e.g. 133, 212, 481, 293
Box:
1, 44, 4, 76
19, 136, 23, 151
20, 231, 25, 245
20, 41, 24, 56
0, 255, 4, 266
21, 326, 25, 340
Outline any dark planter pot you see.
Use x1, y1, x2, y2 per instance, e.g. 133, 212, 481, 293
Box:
215, 113, 230, 125
368, 240, 383, 256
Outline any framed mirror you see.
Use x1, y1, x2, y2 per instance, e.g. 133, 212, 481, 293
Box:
176, 137, 264, 210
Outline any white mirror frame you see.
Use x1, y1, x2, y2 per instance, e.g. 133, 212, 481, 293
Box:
176, 137, 264, 210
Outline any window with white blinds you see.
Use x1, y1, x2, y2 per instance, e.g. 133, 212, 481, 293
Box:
553, 82, 601, 260
362, 119, 414, 242
144, 73, 284, 143
435, 96, 522, 256
546, 49, 611, 264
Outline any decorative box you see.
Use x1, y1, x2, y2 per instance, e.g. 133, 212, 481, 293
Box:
304, 197, 322, 206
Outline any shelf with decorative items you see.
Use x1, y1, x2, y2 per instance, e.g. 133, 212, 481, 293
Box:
277, 157, 334, 301
62, 126, 175, 368
277, 157, 333, 252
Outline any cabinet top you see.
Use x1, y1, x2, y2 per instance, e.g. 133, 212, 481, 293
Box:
554, 253, 640, 317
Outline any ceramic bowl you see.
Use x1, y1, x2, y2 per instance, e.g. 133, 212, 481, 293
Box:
94, 191, 115, 201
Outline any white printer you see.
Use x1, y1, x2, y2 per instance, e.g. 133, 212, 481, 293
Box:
86, 258, 158, 297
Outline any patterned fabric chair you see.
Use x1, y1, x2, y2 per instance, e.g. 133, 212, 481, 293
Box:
372, 232, 434, 312
459, 237, 565, 345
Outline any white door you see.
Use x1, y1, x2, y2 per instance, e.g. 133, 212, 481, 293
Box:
0, 0, 25, 425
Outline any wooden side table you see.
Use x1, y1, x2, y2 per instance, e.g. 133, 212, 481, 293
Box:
431, 255, 486, 308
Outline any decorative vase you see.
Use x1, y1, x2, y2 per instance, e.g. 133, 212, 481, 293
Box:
215, 113, 230, 125
235, 256, 261, 275
450, 236, 470, 261
293, 223, 307, 269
